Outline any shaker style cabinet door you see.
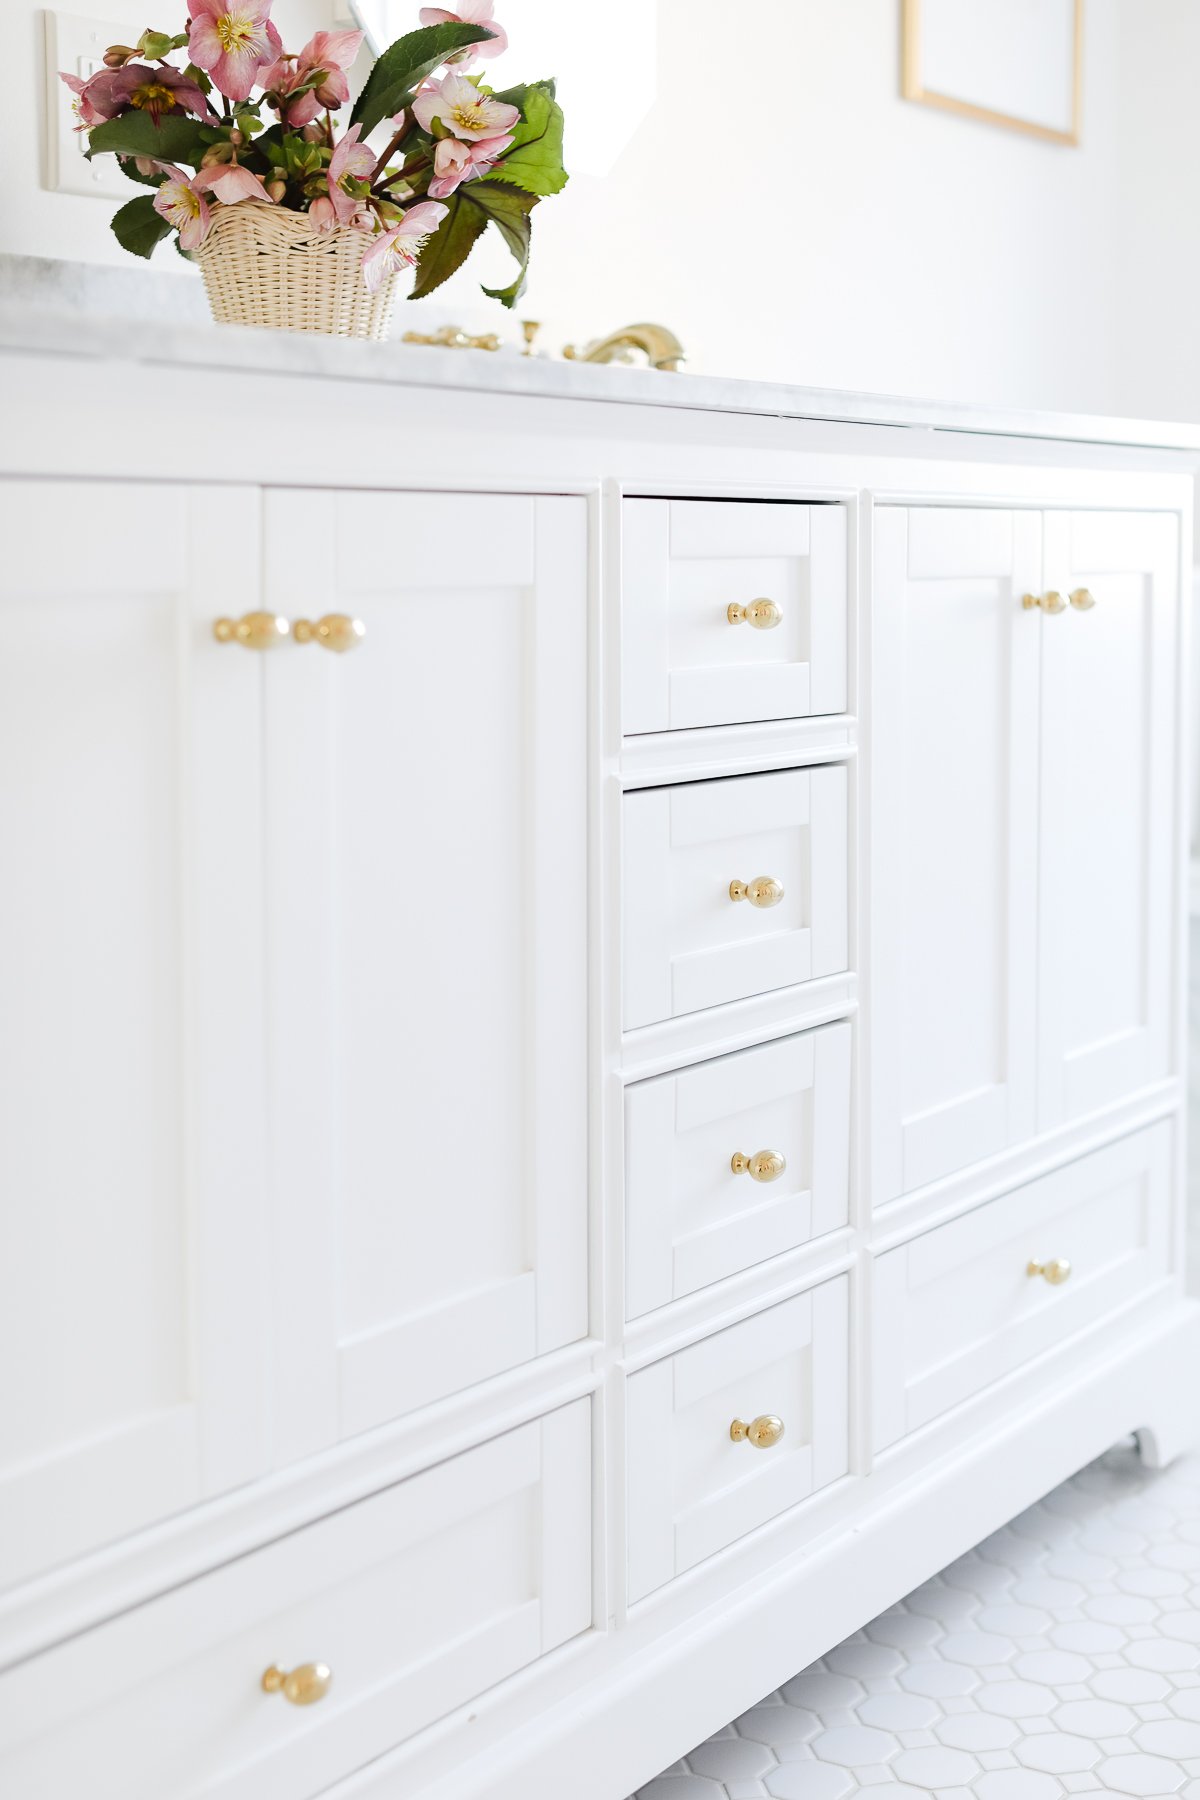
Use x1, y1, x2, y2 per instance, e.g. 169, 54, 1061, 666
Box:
871, 507, 1041, 1203
1036, 511, 1178, 1131
0, 480, 270, 1589
260, 491, 589, 1462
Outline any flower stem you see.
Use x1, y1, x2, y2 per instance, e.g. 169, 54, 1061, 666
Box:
370, 122, 415, 181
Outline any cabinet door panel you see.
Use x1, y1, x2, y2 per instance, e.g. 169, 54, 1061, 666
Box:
0, 480, 268, 1587
1037, 511, 1178, 1129
872, 507, 1040, 1204
262, 492, 589, 1460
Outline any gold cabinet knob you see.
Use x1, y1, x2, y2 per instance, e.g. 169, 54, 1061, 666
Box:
730, 1414, 785, 1449
213, 611, 290, 650
1027, 1257, 1072, 1285
293, 614, 366, 653
727, 598, 782, 629
729, 876, 785, 907
1021, 591, 1067, 614
1069, 588, 1096, 611
731, 1149, 787, 1182
262, 1662, 333, 1706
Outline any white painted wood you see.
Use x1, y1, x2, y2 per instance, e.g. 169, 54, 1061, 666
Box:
1037, 510, 1179, 1130
623, 765, 849, 1029
0, 1400, 591, 1800
624, 1022, 852, 1318
626, 1277, 849, 1602
0, 480, 270, 1591
621, 500, 848, 734
872, 506, 1041, 1202
261, 491, 590, 1458
873, 1121, 1172, 1452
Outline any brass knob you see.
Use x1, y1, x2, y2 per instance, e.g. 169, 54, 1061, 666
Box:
1069, 588, 1096, 611
262, 1662, 333, 1706
293, 614, 366, 653
213, 611, 290, 650
730, 1414, 785, 1449
727, 599, 782, 629
729, 876, 785, 907
731, 1149, 787, 1182
1021, 591, 1067, 614
1027, 1257, 1072, 1286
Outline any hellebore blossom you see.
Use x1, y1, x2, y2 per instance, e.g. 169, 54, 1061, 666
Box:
323, 123, 376, 225
187, 0, 282, 102
361, 202, 448, 291
428, 130, 513, 197
191, 162, 274, 203
60, 62, 216, 126
418, 1, 506, 63
411, 70, 519, 141
261, 28, 363, 127
151, 162, 212, 248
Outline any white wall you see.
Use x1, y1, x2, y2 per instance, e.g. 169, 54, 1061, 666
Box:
7, 0, 1199, 422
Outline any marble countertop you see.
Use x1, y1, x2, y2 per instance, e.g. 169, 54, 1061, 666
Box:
4, 253, 1200, 454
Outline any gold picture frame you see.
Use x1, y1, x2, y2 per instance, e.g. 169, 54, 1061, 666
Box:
902, 0, 1083, 147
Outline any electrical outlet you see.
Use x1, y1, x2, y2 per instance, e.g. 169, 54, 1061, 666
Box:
44, 11, 149, 199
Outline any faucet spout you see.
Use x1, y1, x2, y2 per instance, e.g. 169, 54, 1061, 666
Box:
563, 322, 685, 372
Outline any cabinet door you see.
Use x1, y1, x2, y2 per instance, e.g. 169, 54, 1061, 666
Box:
261, 492, 589, 1461
1037, 512, 1178, 1129
0, 480, 269, 1589
872, 507, 1041, 1203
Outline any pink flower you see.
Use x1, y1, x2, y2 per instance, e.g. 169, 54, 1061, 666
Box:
325, 122, 376, 224
62, 62, 218, 126
192, 162, 274, 203
60, 69, 116, 128
428, 129, 513, 197
361, 202, 448, 291
151, 163, 212, 249
261, 28, 363, 126
187, 0, 282, 102
411, 70, 518, 141
418, 1, 506, 64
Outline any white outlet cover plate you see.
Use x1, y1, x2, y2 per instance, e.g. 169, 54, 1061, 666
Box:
44, 10, 152, 200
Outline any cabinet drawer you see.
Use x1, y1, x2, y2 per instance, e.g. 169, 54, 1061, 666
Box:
873, 1123, 1171, 1452
622, 499, 848, 733
623, 766, 849, 1030
626, 1279, 849, 1602
0, 1402, 591, 1800
625, 1022, 852, 1319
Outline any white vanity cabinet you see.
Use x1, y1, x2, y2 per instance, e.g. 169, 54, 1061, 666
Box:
0, 314, 1197, 1800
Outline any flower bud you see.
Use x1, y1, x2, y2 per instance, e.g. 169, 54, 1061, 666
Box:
229, 128, 245, 147
200, 142, 234, 166
266, 178, 287, 202
301, 120, 324, 142
102, 42, 138, 67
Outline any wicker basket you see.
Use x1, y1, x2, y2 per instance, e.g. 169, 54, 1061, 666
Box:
193, 201, 396, 339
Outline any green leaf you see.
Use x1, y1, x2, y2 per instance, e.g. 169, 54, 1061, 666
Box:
409, 191, 489, 300
110, 193, 170, 259
114, 153, 170, 188
351, 20, 496, 137
482, 80, 567, 198
469, 181, 536, 308
87, 111, 207, 167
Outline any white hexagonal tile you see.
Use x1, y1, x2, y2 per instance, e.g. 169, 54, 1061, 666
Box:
737, 1705, 819, 1746
865, 1608, 942, 1651
825, 1641, 903, 1681
898, 1661, 982, 1698
688, 1740, 776, 1783
856, 1692, 940, 1731
764, 1763, 854, 1800
891, 1744, 981, 1787
934, 1710, 1020, 1751
1091, 1668, 1172, 1703
940, 1631, 1020, 1667
1096, 1751, 1187, 1794
1013, 1730, 1100, 1773
779, 1672, 864, 1714
637, 1779, 727, 1800
1135, 1718, 1200, 1758
1125, 1638, 1200, 1672
1051, 1622, 1127, 1655
976, 1681, 1059, 1719
1085, 1594, 1159, 1625
974, 1770, 1063, 1798
1054, 1698, 1139, 1737
1017, 1650, 1094, 1685
810, 1725, 898, 1767
1172, 1691, 1200, 1723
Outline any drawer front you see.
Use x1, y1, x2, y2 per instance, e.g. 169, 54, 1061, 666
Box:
0, 1402, 591, 1800
623, 765, 849, 1030
622, 499, 848, 733
625, 1022, 852, 1319
873, 1123, 1171, 1452
626, 1278, 849, 1602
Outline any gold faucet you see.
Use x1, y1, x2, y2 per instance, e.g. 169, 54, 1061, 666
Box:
562, 322, 685, 372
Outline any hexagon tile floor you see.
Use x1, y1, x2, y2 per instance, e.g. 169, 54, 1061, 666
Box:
627, 1441, 1200, 1800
